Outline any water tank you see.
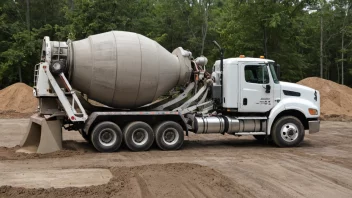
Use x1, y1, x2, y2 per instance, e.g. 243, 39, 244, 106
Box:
66, 31, 192, 109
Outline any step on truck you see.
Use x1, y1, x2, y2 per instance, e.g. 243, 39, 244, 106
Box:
19, 31, 320, 153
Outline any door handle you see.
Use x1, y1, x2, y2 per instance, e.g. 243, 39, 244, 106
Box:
243, 98, 247, 105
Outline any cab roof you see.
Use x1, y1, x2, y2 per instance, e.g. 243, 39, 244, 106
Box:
215, 57, 275, 65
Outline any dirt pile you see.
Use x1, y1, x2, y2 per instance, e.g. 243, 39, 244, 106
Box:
0, 163, 242, 198
297, 77, 352, 121
0, 83, 37, 118
0, 140, 93, 160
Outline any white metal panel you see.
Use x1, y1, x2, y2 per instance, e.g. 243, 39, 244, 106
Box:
238, 61, 274, 112
213, 60, 220, 72
36, 63, 54, 96
280, 81, 320, 117
221, 57, 274, 63
267, 61, 281, 106
222, 61, 238, 108
267, 95, 320, 135
272, 80, 281, 105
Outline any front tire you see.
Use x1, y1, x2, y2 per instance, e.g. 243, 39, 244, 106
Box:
154, 121, 184, 151
123, 121, 154, 151
91, 122, 123, 152
272, 116, 305, 147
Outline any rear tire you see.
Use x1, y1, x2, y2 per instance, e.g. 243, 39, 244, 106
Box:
91, 122, 123, 152
154, 121, 184, 151
123, 121, 154, 151
272, 116, 305, 147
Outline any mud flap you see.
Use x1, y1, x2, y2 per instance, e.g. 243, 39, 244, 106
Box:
17, 114, 62, 154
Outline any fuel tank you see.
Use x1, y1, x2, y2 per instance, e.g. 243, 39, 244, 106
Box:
66, 31, 192, 109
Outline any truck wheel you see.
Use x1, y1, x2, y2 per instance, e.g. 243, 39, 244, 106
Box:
91, 122, 123, 152
154, 121, 184, 151
123, 121, 154, 151
272, 116, 305, 147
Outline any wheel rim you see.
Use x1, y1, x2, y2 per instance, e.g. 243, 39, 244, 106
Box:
98, 128, 117, 147
280, 123, 299, 142
132, 129, 148, 146
162, 128, 179, 146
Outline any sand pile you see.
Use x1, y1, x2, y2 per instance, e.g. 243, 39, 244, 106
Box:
0, 83, 38, 118
0, 163, 240, 197
297, 77, 352, 121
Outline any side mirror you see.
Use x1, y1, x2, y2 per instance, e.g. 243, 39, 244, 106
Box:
266, 84, 271, 93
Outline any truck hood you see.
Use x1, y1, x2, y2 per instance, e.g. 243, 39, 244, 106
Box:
280, 81, 315, 94
280, 81, 320, 111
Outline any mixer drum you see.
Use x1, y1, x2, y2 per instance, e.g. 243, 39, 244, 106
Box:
67, 31, 192, 109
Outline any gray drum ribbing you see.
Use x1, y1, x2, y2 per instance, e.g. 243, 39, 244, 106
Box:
69, 31, 192, 109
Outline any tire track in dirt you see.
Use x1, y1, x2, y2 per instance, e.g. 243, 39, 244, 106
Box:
0, 163, 244, 198
1, 120, 352, 197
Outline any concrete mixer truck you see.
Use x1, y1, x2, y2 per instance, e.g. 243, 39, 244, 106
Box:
19, 31, 320, 154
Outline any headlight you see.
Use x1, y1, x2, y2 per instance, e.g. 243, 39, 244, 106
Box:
308, 108, 318, 115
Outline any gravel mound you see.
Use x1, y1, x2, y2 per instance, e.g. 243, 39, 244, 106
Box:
0, 83, 37, 118
297, 77, 352, 121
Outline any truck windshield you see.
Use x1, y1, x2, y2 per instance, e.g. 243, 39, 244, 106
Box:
269, 62, 279, 84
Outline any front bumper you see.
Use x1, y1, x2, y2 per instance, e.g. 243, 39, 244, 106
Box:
309, 120, 320, 133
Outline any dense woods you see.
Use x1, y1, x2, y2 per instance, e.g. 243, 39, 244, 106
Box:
1, 0, 352, 88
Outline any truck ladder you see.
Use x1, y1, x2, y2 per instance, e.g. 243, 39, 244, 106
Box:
33, 64, 40, 86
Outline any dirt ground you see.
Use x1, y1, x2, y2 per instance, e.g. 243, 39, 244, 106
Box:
0, 119, 352, 197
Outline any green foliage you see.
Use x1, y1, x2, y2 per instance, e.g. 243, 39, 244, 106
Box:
1, 0, 352, 88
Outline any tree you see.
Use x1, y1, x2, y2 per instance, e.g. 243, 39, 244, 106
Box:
1, 0, 352, 88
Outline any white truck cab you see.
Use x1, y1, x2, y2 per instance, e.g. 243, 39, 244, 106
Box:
211, 57, 320, 146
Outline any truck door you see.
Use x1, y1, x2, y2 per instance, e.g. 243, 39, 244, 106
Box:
239, 62, 274, 112
269, 62, 281, 105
